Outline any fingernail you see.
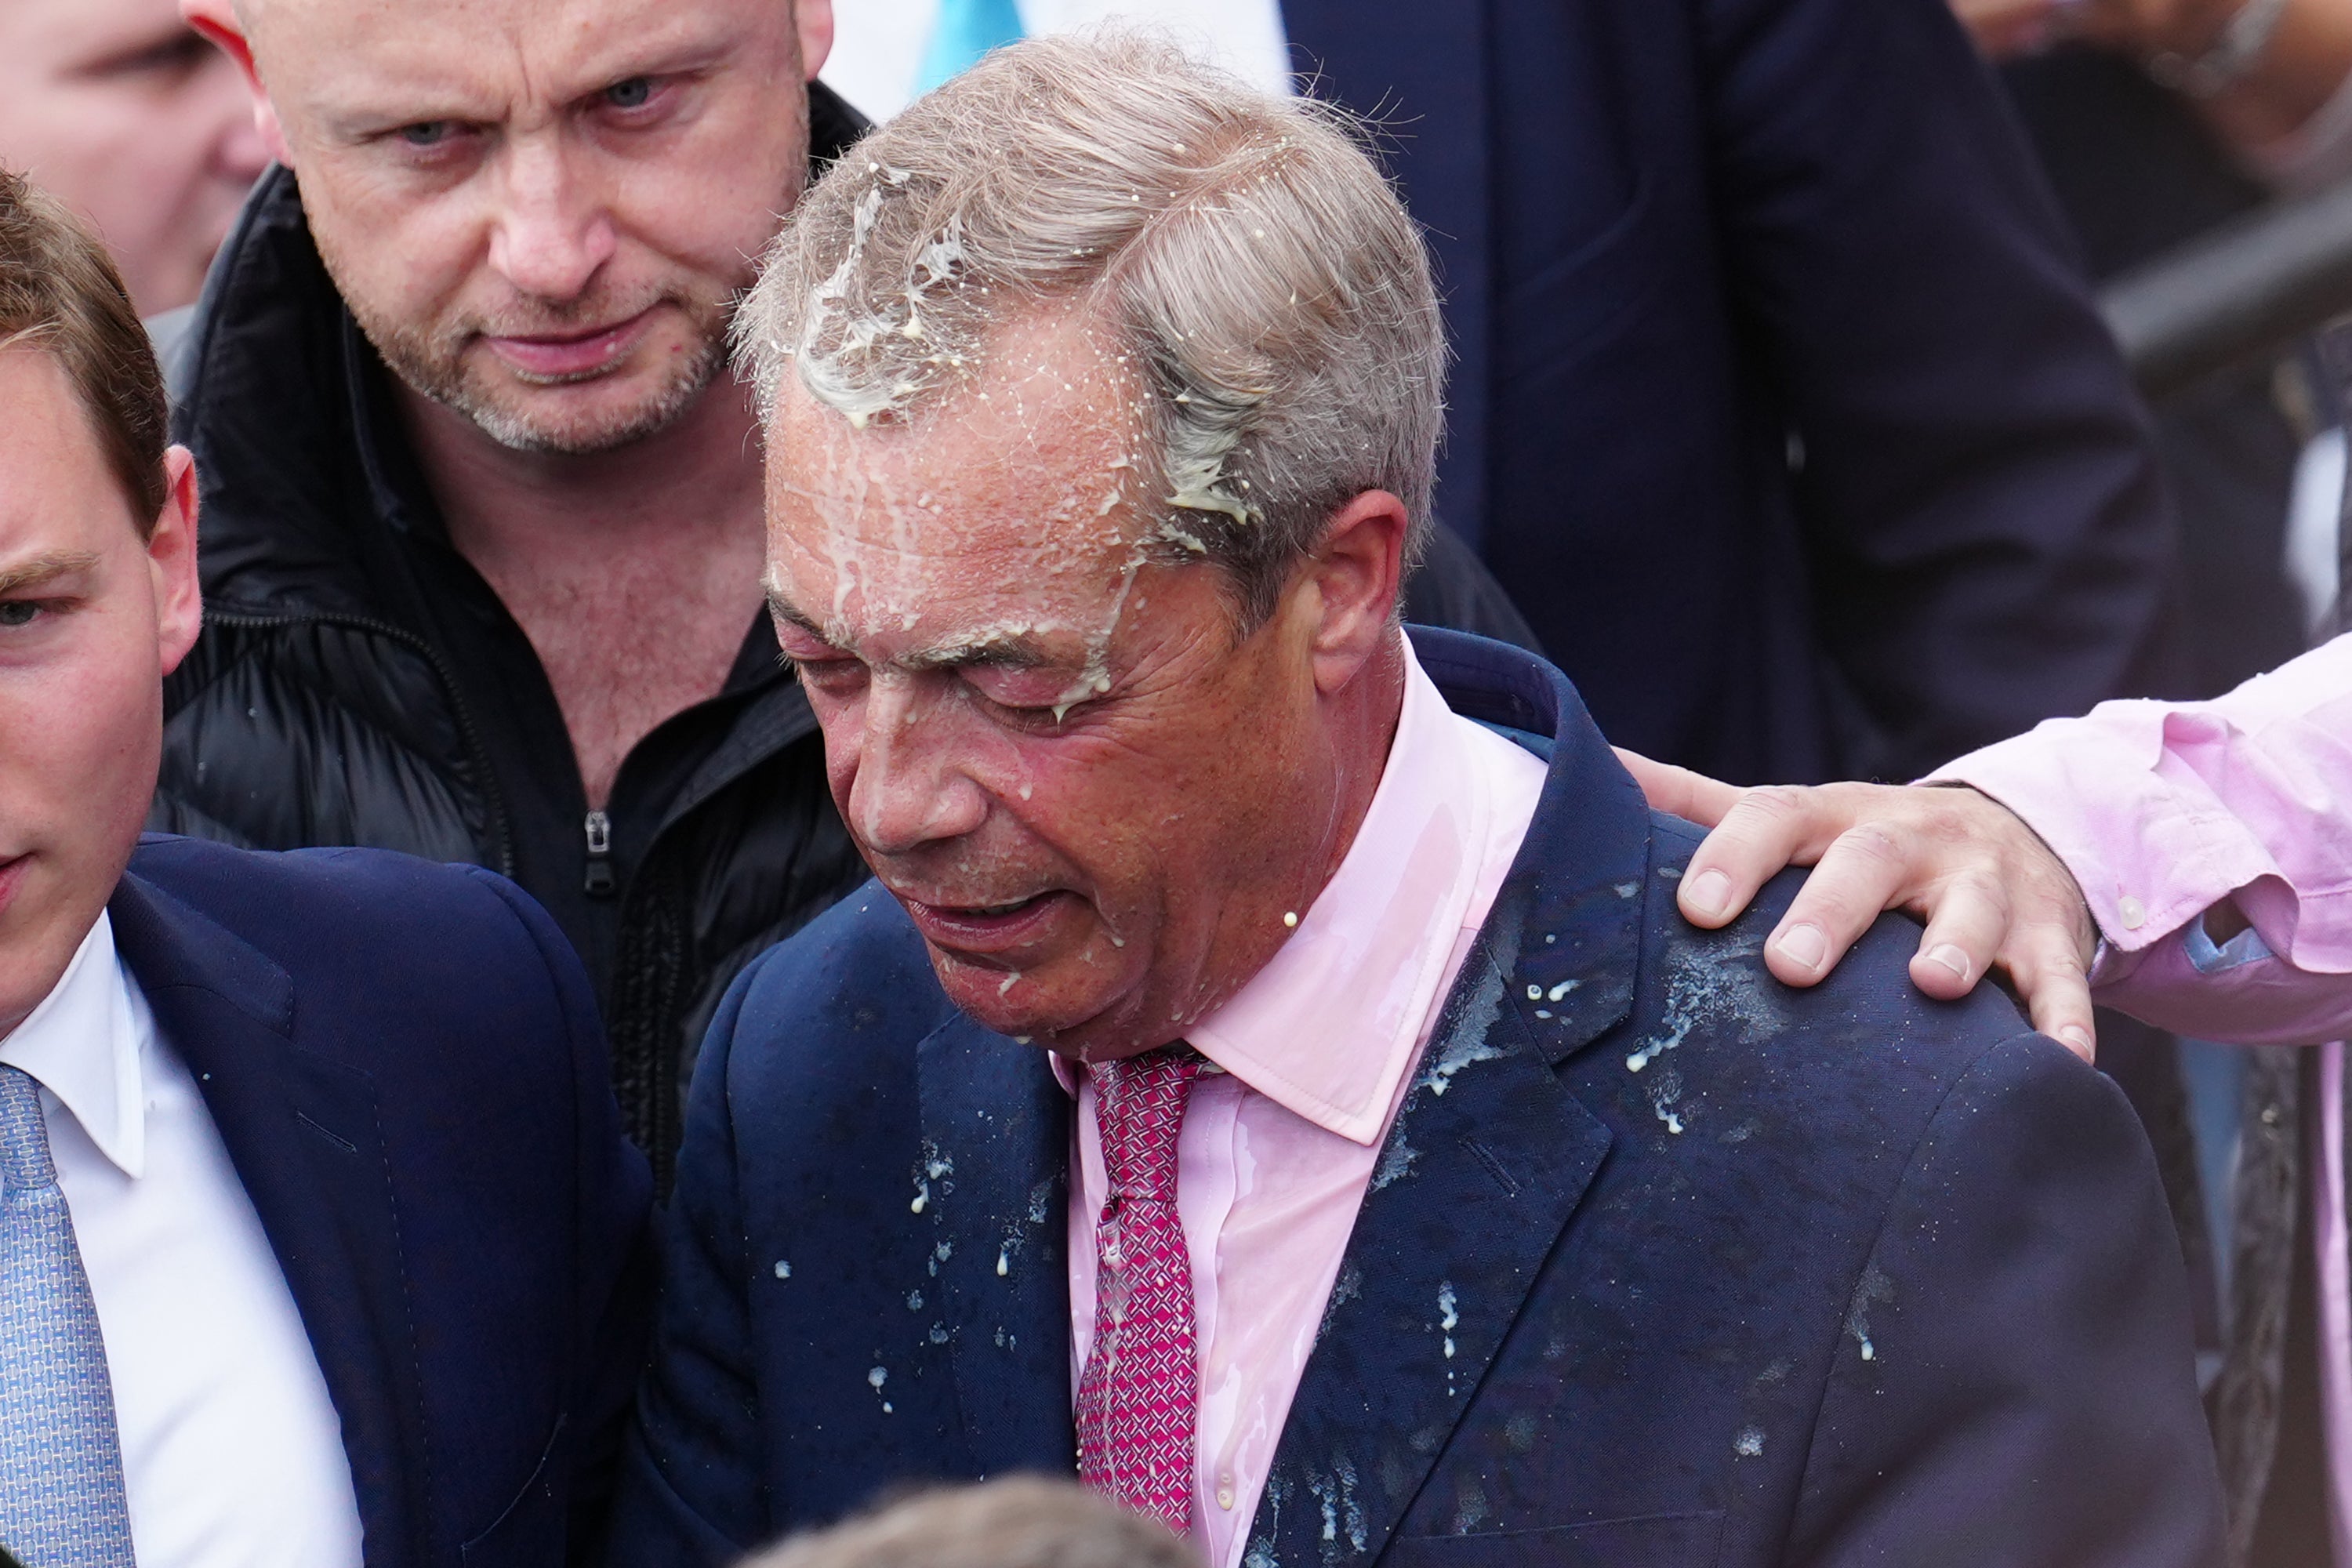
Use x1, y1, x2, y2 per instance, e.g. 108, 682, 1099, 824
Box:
1924, 945, 1971, 984
1686, 869, 1731, 921
1775, 922, 1828, 973
2058, 1025, 2093, 1057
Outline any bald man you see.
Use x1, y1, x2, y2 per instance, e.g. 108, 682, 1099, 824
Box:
153, 0, 869, 1188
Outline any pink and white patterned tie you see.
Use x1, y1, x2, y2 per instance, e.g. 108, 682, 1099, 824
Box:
1076, 1044, 1206, 1535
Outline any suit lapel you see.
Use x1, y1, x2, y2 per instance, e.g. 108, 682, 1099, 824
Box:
1250, 630, 1655, 1564
916, 1014, 1078, 1480
108, 873, 426, 1568
1246, 903, 1614, 1566
1279, 0, 1492, 546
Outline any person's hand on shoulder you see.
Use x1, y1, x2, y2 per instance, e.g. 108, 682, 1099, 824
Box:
1617, 751, 2100, 1061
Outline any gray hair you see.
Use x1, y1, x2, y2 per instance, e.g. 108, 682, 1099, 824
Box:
735, 31, 1446, 628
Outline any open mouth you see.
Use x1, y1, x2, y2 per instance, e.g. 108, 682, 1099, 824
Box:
0, 855, 26, 917
898, 888, 1072, 955
967, 897, 1039, 918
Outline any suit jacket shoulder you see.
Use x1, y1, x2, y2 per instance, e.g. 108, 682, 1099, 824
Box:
115, 834, 653, 1568
125, 833, 590, 1069
1432, 812, 2224, 1566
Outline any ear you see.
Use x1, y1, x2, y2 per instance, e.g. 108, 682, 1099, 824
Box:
183, 0, 292, 168
1297, 489, 1410, 698
149, 447, 204, 677
796, 0, 837, 82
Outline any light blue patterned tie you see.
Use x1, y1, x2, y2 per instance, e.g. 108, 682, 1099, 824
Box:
916, 0, 1026, 94
0, 1064, 136, 1567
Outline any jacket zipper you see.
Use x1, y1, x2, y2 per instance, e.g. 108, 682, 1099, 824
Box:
194, 608, 519, 879
583, 810, 615, 896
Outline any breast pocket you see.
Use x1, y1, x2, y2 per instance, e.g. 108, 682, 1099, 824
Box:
1386, 1508, 1723, 1566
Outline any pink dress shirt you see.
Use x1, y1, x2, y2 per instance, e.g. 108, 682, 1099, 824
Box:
1933, 629, 2352, 1563
1934, 629, 2352, 1041
1059, 638, 1547, 1568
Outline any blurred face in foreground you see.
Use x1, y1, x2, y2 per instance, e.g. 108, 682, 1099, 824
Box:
763, 310, 1410, 1061
0, 0, 267, 315
187, 0, 833, 455
0, 348, 201, 1037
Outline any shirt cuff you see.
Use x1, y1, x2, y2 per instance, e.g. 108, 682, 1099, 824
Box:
1929, 715, 2277, 956
2183, 909, 2277, 974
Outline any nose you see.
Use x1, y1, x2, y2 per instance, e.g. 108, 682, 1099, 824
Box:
846, 681, 991, 858
486, 135, 617, 305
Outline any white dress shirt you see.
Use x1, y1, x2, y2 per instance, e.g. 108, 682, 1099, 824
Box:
822, 0, 1293, 122
0, 913, 364, 1568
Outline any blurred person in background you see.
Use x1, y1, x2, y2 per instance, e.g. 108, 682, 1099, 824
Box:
1958, 0, 2352, 172
740, 1480, 1196, 1568
0, 0, 266, 315
1959, 0, 2352, 710
827, 0, 2176, 789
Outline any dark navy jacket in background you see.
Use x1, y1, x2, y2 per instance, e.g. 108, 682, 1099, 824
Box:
112, 837, 652, 1566
1280, 0, 2172, 783
607, 628, 2224, 1566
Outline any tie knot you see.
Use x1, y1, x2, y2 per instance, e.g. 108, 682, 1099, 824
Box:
1092, 1045, 1204, 1205
0, 1064, 57, 1196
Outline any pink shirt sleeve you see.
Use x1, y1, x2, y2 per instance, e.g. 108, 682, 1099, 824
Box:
1929, 632, 2352, 1044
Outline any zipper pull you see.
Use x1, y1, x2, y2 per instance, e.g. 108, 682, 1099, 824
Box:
583, 809, 615, 897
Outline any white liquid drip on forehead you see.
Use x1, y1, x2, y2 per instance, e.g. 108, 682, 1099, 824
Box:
772, 319, 1167, 694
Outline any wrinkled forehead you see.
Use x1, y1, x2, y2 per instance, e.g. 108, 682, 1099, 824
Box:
764, 311, 1163, 646
247, 0, 795, 119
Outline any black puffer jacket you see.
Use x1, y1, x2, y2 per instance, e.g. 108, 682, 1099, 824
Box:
154, 92, 877, 1189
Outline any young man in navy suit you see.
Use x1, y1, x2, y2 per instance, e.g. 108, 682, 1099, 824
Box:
611, 37, 2227, 1568
0, 165, 648, 1567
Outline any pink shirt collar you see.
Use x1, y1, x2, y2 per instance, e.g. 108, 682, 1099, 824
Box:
1055, 639, 1526, 1146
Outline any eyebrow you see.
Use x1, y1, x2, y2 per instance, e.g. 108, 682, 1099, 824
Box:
325, 32, 736, 136
762, 583, 1061, 673
0, 550, 101, 597
901, 634, 1055, 673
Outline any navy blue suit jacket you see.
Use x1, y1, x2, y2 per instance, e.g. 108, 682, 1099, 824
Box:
111, 837, 652, 1566
608, 628, 2223, 1566
1279, 0, 2171, 783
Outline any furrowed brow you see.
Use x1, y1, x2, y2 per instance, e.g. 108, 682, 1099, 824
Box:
0, 550, 101, 597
